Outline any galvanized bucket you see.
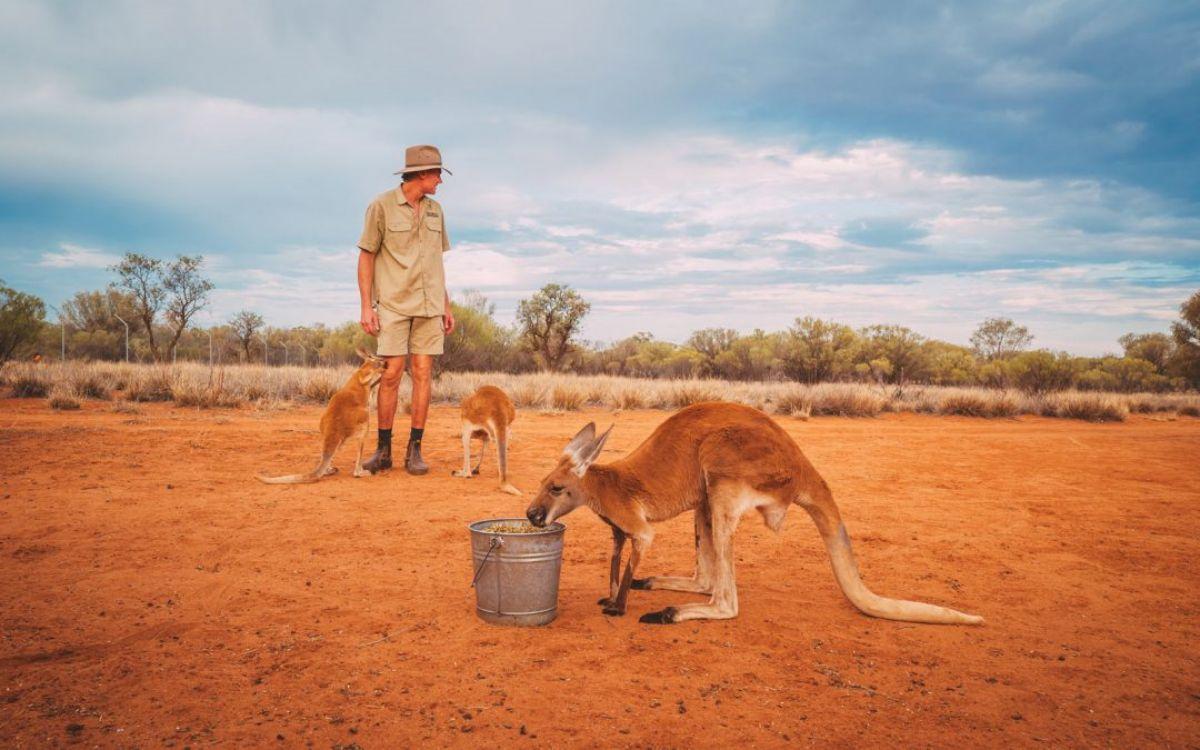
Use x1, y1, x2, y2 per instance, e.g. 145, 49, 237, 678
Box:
469, 518, 566, 627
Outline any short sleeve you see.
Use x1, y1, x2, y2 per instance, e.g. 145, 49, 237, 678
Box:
357, 200, 384, 254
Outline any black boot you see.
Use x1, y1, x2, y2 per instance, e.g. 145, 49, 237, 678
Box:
405, 440, 429, 475
363, 431, 393, 474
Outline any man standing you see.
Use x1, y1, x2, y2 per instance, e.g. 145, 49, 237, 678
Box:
357, 144, 456, 475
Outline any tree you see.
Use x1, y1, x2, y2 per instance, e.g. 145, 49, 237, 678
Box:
229, 310, 265, 362
1169, 290, 1200, 387
516, 283, 590, 371
59, 288, 138, 360
0, 281, 46, 364
1008, 350, 1077, 394
686, 328, 739, 378
110, 253, 167, 361
857, 325, 928, 384
442, 293, 521, 372
1118, 332, 1173, 373
970, 317, 1033, 361
162, 255, 214, 359
781, 317, 859, 383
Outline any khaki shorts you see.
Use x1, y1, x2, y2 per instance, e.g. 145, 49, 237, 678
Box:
376, 307, 444, 356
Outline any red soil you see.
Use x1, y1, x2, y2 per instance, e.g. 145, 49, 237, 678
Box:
1, 399, 1198, 748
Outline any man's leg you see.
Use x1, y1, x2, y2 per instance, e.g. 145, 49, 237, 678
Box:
364, 341, 408, 474
404, 354, 433, 475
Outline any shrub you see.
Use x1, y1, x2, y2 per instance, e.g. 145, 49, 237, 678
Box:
775, 388, 813, 419
938, 391, 990, 417
12, 372, 51, 398
810, 385, 884, 417
669, 382, 721, 408
511, 382, 546, 408
301, 372, 341, 403
552, 385, 586, 411
70, 370, 112, 400
48, 385, 81, 410
126, 368, 174, 402
617, 388, 645, 410
1042, 391, 1128, 422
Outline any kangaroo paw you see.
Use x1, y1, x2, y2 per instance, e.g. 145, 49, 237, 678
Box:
631, 578, 652, 590
639, 607, 678, 625
601, 605, 626, 617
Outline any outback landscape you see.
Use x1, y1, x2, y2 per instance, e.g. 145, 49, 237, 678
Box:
2, 378, 1198, 747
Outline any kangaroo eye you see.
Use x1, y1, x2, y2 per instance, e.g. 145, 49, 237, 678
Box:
549, 485, 565, 495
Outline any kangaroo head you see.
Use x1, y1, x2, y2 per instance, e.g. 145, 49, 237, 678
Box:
526, 421, 612, 527
355, 348, 386, 386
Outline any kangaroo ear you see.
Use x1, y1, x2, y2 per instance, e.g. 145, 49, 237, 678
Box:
563, 422, 596, 464
571, 424, 613, 477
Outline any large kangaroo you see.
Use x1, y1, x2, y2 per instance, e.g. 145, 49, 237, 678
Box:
451, 385, 521, 495
525, 402, 983, 625
256, 349, 386, 484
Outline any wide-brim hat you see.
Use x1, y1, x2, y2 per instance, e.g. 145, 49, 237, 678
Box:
394, 144, 452, 175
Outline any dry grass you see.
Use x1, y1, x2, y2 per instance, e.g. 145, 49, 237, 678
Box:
3, 361, 1197, 422
47, 384, 81, 410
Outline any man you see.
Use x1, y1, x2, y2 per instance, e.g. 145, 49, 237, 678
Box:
356, 144, 456, 475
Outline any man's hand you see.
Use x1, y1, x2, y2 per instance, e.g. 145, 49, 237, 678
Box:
443, 308, 456, 335
360, 305, 380, 336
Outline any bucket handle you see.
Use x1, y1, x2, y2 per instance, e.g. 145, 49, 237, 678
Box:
471, 537, 502, 587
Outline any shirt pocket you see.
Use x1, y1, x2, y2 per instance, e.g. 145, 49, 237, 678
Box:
383, 216, 417, 267
424, 214, 443, 233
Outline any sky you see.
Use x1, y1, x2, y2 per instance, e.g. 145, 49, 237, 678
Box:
1, 1, 1198, 355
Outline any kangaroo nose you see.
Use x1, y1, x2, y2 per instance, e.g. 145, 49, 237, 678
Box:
526, 506, 547, 527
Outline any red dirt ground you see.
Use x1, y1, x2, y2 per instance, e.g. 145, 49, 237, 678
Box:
1, 398, 1198, 748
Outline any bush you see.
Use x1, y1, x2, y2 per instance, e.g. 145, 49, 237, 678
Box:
126, 368, 174, 402
1041, 391, 1128, 422
669, 382, 721, 408
48, 385, 81, 410
552, 385, 586, 411
617, 388, 645, 410
12, 372, 50, 398
775, 388, 813, 419
810, 385, 884, 417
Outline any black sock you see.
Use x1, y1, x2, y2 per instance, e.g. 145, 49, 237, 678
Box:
410, 427, 424, 443
378, 428, 392, 446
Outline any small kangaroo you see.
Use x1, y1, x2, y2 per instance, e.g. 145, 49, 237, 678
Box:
451, 385, 521, 495
256, 349, 386, 484
525, 401, 983, 625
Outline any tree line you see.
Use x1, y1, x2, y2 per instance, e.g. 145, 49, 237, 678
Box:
2, 255, 1199, 393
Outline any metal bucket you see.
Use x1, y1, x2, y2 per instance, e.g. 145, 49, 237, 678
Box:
469, 518, 566, 627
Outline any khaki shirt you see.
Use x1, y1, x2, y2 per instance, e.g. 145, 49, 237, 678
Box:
357, 188, 450, 317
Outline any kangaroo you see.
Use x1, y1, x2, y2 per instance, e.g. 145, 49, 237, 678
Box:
256, 349, 386, 484
451, 385, 521, 495
525, 401, 983, 625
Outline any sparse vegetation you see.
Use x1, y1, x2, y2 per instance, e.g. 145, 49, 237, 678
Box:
2, 361, 1198, 422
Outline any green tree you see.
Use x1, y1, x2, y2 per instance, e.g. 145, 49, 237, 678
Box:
443, 293, 521, 372
516, 283, 590, 371
1118, 332, 1173, 373
110, 253, 167, 361
60, 288, 138, 360
0, 281, 46, 364
857, 325, 928, 384
970, 317, 1033, 361
162, 255, 214, 359
780, 317, 858, 383
1008, 350, 1077, 394
687, 328, 739, 378
1168, 290, 1200, 387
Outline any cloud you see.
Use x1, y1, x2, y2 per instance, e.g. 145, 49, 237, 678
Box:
37, 242, 119, 268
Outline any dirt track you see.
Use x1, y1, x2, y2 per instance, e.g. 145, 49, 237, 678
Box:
1, 399, 1198, 748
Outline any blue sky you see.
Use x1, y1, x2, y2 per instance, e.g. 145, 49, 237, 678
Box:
1, 1, 1197, 354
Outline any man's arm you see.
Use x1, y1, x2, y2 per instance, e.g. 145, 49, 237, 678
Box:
358, 250, 380, 335
442, 289, 456, 335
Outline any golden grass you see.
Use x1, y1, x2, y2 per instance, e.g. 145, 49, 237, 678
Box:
3, 361, 1197, 422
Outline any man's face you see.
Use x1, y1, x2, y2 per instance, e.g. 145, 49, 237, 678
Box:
414, 169, 442, 194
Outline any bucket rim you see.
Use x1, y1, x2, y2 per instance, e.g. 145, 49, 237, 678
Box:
469, 517, 566, 536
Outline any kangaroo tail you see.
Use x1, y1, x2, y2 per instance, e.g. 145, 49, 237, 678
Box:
800, 490, 984, 626
255, 455, 333, 485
